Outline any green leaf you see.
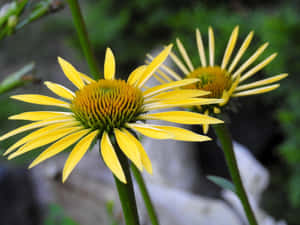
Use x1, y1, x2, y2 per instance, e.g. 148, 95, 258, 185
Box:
207, 175, 236, 193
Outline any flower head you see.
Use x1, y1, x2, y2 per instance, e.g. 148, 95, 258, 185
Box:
1, 46, 223, 183
147, 26, 287, 133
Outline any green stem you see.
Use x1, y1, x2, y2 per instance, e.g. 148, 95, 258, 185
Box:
111, 142, 141, 225
66, 0, 101, 80
131, 164, 160, 225
213, 123, 258, 225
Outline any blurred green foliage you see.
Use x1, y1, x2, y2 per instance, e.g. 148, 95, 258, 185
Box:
43, 204, 79, 225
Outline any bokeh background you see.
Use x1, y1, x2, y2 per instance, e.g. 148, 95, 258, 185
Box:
0, 0, 300, 224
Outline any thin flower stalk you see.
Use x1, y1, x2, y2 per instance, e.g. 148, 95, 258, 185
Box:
66, 0, 101, 79
213, 123, 258, 225
131, 164, 160, 225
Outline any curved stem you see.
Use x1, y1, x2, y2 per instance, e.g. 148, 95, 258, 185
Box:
131, 164, 160, 225
66, 0, 101, 80
213, 123, 258, 225
111, 142, 141, 225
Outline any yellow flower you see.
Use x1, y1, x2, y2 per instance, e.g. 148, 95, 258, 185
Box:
0, 46, 223, 183
147, 26, 287, 133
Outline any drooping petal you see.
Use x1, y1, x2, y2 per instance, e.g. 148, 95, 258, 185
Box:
57, 57, 85, 89
0, 118, 75, 141
143, 78, 199, 98
141, 111, 223, 125
123, 129, 152, 174
114, 129, 143, 171
101, 132, 126, 183
11, 94, 70, 108
9, 111, 72, 121
44, 81, 75, 100
128, 123, 173, 139
228, 31, 254, 73
104, 48, 116, 80
232, 42, 269, 79
127, 65, 147, 85
196, 28, 207, 67
233, 84, 280, 97
202, 110, 210, 134
176, 38, 194, 71
8, 126, 83, 159
3, 121, 78, 156
137, 45, 173, 88
208, 27, 215, 66
239, 53, 277, 82
221, 26, 239, 69
151, 125, 211, 142
29, 129, 91, 168
236, 73, 288, 91
62, 130, 99, 182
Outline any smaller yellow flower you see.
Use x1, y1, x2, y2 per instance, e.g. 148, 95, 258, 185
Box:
147, 26, 287, 133
0, 46, 223, 183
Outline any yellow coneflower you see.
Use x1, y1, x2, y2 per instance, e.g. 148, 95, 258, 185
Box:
147, 26, 287, 133
0, 46, 223, 183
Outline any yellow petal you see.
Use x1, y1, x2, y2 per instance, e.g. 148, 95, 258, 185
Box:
147, 89, 210, 102
11, 94, 69, 108
80, 72, 95, 84
44, 81, 75, 100
123, 129, 152, 174
239, 53, 277, 82
153, 73, 167, 84
145, 98, 223, 111
176, 38, 194, 71
196, 28, 207, 67
236, 73, 288, 91
29, 129, 91, 168
8, 126, 82, 159
220, 75, 240, 106
128, 123, 173, 139
9, 111, 72, 121
62, 130, 99, 182
221, 26, 239, 69
101, 132, 126, 183
114, 129, 143, 171
208, 26, 215, 66
104, 48, 116, 80
0, 118, 75, 141
151, 125, 211, 142
156, 69, 174, 83
169, 51, 189, 75
228, 31, 254, 73
141, 111, 223, 125
232, 42, 269, 79
146, 54, 181, 81
127, 65, 147, 85
202, 110, 210, 134
137, 45, 172, 88
233, 84, 280, 97
143, 78, 199, 98
57, 57, 85, 89
3, 121, 78, 156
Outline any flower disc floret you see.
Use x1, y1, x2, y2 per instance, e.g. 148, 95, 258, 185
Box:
187, 66, 232, 98
71, 79, 144, 131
